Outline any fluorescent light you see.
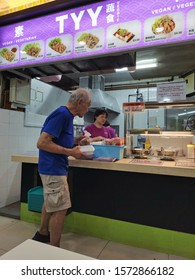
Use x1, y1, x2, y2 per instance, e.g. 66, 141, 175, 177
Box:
163, 98, 171, 102
115, 67, 128, 72
136, 63, 158, 69
178, 110, 195, 116
137, 59, 157, 65
115, 59, 157, 72
136, 58, 158, 69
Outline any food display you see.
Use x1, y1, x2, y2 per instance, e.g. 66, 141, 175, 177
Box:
113, 28, 135, 42
152, 15, 175, 35
0, 48, 16, 62
104, 138, 124, 146
23, 43, 41, 57
77, 33, 99, 49
48, 38, 66, 54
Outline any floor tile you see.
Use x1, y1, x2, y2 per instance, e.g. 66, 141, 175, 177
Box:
0, 202, 20, 219
0, 220, 38, 251
98, 241, 169, 260
60, 232, 108, 258
0, 249, 7, 256
168, 254, 189, 260
0, 217, 190, 260
0, 216, 18, 231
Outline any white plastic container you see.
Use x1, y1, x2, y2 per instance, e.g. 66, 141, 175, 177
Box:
80, 145, 95, 159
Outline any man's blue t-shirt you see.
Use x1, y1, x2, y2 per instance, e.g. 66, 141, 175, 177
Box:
38, 106, 74, 176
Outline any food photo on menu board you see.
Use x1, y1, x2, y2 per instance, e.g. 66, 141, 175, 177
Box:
152, 15, 175, 35
106, 20, 141, 49
20, 40, 44, 61
0, 45, 19, 65
113, 28, 135, 43
187, 9, 195, 36
144, 12, 184, 43
46, 35, 72, 58
74, 28, 104, 54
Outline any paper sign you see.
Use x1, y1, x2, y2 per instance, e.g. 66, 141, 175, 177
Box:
157, 82, 186, 102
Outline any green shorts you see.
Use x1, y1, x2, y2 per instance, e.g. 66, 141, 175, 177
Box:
40, 174, 71, 213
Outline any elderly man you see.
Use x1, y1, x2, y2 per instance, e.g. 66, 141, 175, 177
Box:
32, 88, 91, 247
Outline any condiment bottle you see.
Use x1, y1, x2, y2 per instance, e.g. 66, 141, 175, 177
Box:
144, 136, 151, 149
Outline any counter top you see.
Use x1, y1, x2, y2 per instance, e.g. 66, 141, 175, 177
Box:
11, 153, 195, 178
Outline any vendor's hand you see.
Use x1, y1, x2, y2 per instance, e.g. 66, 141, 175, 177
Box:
93, 136, 104, 142
75, 136, 90, 146
79, 136, 90, 146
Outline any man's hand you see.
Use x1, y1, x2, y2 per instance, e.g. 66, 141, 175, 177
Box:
70, 146, 87, 159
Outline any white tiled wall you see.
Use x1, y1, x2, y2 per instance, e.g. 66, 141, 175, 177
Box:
0, 109, 40, 208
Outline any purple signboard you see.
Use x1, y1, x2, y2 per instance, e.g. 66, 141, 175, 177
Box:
0, 0, 195, 70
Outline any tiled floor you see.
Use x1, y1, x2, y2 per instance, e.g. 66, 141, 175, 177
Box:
0, 202, 20, 220
0, 216, 188, 260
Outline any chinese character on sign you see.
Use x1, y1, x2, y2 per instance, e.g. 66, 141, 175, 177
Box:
106, 3, 115, 13
15, 26, 24, 38
106, 14, 115, 24
106, 3, 115, 24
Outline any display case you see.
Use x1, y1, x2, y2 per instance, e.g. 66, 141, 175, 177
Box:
123, 101, 195, 160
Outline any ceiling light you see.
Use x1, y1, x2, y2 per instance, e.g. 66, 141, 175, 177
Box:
162, 98, 171, 102
136, 58, 158, 69
137, 59, 157, 65
115, 67, 128, 72
136, 63, 158, 69
178, 110, 195, 116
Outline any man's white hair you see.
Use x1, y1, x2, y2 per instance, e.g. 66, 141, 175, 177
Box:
68, 88, 91, 103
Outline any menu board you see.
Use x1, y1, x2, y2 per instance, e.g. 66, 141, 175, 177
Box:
0, 0, 195, 70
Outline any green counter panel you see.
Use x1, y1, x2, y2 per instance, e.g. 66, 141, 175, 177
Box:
21, 203, 195, 259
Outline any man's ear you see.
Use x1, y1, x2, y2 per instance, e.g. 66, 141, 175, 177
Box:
77, 98, 82, 105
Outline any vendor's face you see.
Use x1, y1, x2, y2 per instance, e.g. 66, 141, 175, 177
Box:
96, 113, 107, 125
